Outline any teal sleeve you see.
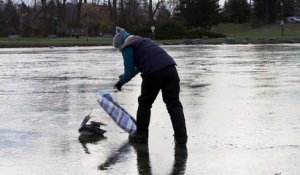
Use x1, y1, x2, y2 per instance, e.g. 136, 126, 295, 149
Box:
118, 47, 139, 85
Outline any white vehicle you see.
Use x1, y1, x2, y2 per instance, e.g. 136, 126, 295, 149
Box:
287, 16, 300, 23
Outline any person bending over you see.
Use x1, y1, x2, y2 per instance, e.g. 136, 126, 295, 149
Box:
113, 27, 188, 147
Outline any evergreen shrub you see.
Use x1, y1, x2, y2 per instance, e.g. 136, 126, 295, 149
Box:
186, 29, 226, 39
155, 20, 185, 39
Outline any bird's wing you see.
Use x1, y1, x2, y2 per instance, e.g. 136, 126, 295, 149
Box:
90, 121, 106, 127
94, 127, 107, 135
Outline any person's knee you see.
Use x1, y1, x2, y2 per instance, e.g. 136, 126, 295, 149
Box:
163, 95, 181, 107
138, 97, 153, 109
166, 100, 182, 110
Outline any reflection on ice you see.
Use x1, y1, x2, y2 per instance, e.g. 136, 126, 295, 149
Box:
78, 135, 106, 154
98, 142, 188, 175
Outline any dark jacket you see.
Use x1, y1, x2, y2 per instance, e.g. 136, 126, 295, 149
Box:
118, 36, 176, 85
123, 36, 176, 76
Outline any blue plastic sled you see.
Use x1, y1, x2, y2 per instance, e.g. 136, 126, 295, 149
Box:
96, 91, 137, 134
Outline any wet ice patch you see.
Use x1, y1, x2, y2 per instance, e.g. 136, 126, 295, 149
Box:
188, 76, 210, 88
0, 129, 42, 155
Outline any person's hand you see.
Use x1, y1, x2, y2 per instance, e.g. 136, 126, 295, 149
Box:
114, 82, 122, 91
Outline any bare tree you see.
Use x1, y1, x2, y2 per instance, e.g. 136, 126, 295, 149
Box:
120, 0, 125, 26
112, 0, 117, 27
149, 0, 152, 20
56, 0, 67, 21
105, 0, 116, 31
76, 0, 83, 27
152, 0, 164, 18
40, 0, 50, 35
165, 0, 178, 15
149, 0, 165, 21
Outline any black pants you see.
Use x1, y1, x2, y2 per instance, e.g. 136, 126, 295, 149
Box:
136, 66, 187, 138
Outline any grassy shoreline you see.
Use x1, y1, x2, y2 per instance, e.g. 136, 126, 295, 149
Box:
0, 37, 113, 48
2, 37, 300, 48
1, 23, 300, 48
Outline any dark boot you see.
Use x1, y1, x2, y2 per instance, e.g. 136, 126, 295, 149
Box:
129, 132, 148, 143
168, 107, 188, 146
136, 106, 151, 133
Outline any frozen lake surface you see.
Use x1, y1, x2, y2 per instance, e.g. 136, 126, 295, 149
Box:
1, 44, 300, 175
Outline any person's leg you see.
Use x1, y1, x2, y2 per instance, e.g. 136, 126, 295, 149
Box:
161, 66, 187, 146
136, 76, 160, 133
129, 75, 160, 143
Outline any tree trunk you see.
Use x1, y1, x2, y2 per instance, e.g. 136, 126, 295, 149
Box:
41, 0, 49, 36
149, 0, 164, 22
120, 0, 125, 27
149, 0, 153, 21
107, 0, 113, 18
76, 0, 82, 27
112, 0, 117, 29
265, 0, 269, 23
153, 0, 164, 19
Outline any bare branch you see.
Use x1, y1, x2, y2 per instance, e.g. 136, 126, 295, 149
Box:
153, 0, 165, 17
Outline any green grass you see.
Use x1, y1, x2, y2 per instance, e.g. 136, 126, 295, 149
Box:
1, 23, 300, 47
0, 37, 112, 48
211, 23, 300, 39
